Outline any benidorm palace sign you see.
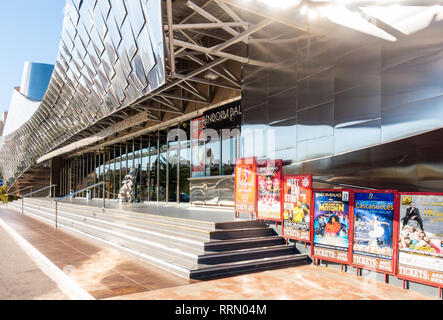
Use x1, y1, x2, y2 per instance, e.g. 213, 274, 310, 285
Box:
201, 101, 242, 130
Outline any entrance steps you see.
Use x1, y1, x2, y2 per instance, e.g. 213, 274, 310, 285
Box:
7, 198, 311, 279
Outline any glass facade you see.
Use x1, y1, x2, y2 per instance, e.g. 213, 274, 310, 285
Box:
60, 108, 240, 203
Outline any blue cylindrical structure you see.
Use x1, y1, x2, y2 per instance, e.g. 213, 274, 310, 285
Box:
19, 61, 54, 101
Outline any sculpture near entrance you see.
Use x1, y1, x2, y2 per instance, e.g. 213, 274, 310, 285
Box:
118, 168, 138, 203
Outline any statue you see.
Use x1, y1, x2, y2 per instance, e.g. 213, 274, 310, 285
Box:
118, 167, 138, 202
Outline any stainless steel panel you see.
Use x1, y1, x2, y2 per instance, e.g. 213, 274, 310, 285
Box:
190, 176, 235, 206
0, 0, 166, 187
242, 17, 443, 192
297, 102, 334, 142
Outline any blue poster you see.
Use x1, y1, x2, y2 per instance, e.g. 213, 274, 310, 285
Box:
353, 192, 395, 260
313, 191, 350, 250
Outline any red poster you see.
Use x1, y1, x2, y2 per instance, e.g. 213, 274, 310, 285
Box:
257, 159, 283, 221
234, 157, 257, 215
191, 117, 205, 175
282, 175, 312, 242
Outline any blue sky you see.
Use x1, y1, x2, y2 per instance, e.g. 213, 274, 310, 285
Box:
0, 0, 65, 113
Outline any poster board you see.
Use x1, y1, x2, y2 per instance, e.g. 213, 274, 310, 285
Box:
282, 175, 312, 242
397, 192, 443, 288
256, 159, 283, 221
351, 190, 398, 275
234, 157, 257, 216
311, 189, 353, 264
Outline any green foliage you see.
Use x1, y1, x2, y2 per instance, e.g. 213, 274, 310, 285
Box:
0, 186, 17, 204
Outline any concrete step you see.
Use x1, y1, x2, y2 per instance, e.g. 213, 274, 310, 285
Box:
7, 200, 311, 280
190, 254, 311, 280
15, 200, 276, 241
11, 201, 212, 242
204, 236, 286, 251
200, 245, 296, 264
210, 227, 275, 240
20, 198, 216, 231
7, 202, 207, 251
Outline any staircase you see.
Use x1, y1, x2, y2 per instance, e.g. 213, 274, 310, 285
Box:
7, 198, 311, 279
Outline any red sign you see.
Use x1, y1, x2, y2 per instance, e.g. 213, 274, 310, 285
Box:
234, 157, 257, 215
256, 159, 283, 221
282, 175, 312, 242
191, 117, 205, 175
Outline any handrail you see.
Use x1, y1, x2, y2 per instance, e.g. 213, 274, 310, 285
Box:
19, 184, 56, 215
54, 181, 105, 203
54, 181, 105, 229
5, 186, 33, 196
22, 184, 57, 197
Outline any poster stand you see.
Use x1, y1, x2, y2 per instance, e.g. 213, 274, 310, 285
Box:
396, 192, 443, 297
311, 188, 354, 266
350, 189, 399, 277
281, 175, 313, 244
234, 157, 257, 219
256, 159, 283, 223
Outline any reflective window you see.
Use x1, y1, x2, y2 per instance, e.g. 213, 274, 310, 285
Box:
179, 122, 191, 202
168, 126, 179, 202
158, 130, 167, 202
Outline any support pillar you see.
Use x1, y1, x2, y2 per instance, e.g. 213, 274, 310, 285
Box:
50, 157, 63, 197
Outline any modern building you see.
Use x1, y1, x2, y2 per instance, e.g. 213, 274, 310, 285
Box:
1, 0, 442, 290
3, 0, 443, 203
2, 62, 54, 137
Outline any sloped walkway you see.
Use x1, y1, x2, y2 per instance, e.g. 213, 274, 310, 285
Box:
0, 221, 68, 300
0, 206, 193, 299
0, 205, 436, 300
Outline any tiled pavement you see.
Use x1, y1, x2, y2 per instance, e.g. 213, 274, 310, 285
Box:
0, 205, 437, 300
108, 264, 436, 300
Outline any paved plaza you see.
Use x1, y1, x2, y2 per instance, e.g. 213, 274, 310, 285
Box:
0, 206, 435, 300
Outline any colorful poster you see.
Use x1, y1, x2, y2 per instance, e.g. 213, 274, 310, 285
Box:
282, 175, 312, 241
313, 190, 352, 263
190, 117, 205, 176
352, 192, 396, 274
234, 158, 257, 215
397, 193, 443, 287
257, 160, 283, 221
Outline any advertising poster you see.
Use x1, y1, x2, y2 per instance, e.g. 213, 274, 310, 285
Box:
282, 175, 312, 241
397, 193, 443, 287
352, 191, 397, 274
312, 190, 352, 264
257, 159, 283, 221
190, 117, 205, 177
234, 157, 257, 215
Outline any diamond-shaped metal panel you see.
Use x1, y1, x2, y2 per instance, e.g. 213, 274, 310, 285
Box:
0, 0, 165, 187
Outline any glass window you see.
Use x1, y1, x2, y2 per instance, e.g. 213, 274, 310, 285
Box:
149, 134, 158, 201
190, 119, 240, 177
168, 127, 179, 202
158, 130, 167, 201
179, 122, 191, 202
191, 117, 205, 177
141, 137, 150, 201
205, 128, 221, 176
221, 126, 240, 175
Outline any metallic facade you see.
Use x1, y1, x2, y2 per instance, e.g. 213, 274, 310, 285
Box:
0, 0, 165, 187
241, 18, 443, 192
